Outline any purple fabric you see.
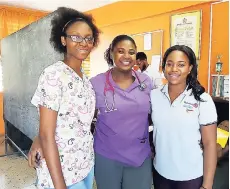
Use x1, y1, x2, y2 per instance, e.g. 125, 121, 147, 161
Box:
90, 71, 153, 167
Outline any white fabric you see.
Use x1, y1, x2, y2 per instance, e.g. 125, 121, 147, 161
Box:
31, 61, 95, 188
151, 84, 217, 181
143, 64, 154, 83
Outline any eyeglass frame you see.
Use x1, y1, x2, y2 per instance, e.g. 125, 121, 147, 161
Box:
63, 34, 94, 45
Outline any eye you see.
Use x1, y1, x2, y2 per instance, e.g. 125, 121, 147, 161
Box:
118, 50, 124, 54
166, 62, 172, 67
85, 36, 94, 42
71, 35, 82, 42
178, 64, 185, 67
129, 51, 136, 55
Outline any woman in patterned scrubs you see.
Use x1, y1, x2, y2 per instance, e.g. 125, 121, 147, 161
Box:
29, 7, 100, 189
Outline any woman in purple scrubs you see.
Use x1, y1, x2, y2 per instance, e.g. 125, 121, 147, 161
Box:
28, 35, 154, 189
91, 35, 153, 189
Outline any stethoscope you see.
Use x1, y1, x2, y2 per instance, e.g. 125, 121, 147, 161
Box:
104, 68, 146, 113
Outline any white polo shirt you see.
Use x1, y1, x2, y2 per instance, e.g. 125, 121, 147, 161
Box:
151, 84, 217, 181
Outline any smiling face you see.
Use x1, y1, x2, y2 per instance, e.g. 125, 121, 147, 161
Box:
164, 50, 193, 86
111, 40, 136, 72
61, 21, 94, 61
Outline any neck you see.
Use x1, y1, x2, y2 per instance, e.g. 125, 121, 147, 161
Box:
111, 67, 133, 81
63, 54, 82, 73
168, 82, 187, 95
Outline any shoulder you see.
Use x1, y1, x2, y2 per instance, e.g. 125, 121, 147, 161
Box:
90, 72, 106, 88
41, 61, 64, 78
138, 71, 150, 81
200, 92, 213, 102
150, 86, 163, 97
136, 71, 153, 90
198, 92, 216, 108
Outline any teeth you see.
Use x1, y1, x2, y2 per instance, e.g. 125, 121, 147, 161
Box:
77, 49, 88, 52
122, 61, 130, 66
169, 74, 179, 78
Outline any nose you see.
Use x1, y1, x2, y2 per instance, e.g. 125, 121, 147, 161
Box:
172, 64, 178, 72
124, 52, 131, 59
79, 38, 87, 46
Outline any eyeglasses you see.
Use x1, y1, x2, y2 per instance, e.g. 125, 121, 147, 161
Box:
65, 34, 94, 44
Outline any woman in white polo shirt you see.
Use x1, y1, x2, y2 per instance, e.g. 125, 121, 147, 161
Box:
151, 45, 217, 189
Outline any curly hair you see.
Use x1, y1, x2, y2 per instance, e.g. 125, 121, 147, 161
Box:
104, 35, 137, 66
50, 7, 100, 54
162, 45, 205, 101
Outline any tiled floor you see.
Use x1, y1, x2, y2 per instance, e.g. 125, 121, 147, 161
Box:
0, 135, 35, 189
0, 156, 37, 189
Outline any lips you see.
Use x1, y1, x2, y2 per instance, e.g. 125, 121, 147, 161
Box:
168, 73, 180, 79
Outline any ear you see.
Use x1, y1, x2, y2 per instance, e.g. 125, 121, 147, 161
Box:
61, 36, 66, 46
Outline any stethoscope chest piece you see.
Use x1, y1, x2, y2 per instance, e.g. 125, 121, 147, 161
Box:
139, 83, 146, 91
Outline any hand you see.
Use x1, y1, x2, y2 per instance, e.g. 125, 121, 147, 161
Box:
28, 136, 44, 168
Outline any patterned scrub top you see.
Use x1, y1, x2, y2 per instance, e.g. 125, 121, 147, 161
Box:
31, 61, 96, 188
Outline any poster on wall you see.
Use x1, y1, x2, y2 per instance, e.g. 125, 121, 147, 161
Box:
170, 10, 202, 59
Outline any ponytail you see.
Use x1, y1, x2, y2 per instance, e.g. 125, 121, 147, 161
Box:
104, 45, 113, 66
186, 74, 205, 101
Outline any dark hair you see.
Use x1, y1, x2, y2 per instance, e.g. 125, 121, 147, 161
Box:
162, 45, 205, 101
136, 52, 147, 60
50, 7, 100, 54
104, 35, 137, 66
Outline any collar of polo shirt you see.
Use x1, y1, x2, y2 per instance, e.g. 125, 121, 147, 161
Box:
160, 84, 191, 96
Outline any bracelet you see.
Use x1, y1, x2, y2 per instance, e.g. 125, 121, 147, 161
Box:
201, 186, 207, 189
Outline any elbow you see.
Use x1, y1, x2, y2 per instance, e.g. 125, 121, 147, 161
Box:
39, 130, 55, 142
203, 140, 217, 152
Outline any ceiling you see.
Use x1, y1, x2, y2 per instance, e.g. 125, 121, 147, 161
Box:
0, 0, 119, 12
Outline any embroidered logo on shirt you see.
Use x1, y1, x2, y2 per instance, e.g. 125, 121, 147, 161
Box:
183, 101, 198, 112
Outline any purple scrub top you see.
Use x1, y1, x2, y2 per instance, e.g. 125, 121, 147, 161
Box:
90, 70, 153, 167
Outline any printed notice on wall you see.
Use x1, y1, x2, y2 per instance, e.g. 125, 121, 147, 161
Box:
170, 11, 202, 59
144, 33, 152, 51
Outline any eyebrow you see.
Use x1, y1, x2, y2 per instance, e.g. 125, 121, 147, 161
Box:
166, 60, 186, 63
117, 48, 135, 51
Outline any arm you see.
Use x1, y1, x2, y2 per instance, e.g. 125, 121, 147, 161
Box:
201, 124, 217, 189
39, 106, 66, 189
198, 93, 218, 189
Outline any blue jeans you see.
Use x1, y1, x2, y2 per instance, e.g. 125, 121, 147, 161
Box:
43, 167, 94, 189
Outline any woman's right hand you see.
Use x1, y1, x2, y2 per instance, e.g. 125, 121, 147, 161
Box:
28, 136, 44, 168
